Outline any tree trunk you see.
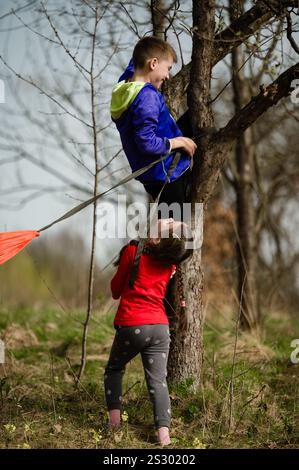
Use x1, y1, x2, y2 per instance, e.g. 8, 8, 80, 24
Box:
151, 0, 166, 38
167, 207, 204, 388
234, 129, 260, 329
230, 0, 260, 329
167, 0, 215, 388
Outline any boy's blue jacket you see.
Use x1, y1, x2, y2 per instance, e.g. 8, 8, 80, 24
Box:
110, 59, 190, 183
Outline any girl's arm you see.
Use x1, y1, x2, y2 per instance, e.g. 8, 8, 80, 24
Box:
110, 244, 133, 299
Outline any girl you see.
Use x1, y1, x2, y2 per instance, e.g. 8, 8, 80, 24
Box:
104, 218, 193, 446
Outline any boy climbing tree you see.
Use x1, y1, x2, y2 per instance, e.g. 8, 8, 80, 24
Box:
110, 36, 197, 218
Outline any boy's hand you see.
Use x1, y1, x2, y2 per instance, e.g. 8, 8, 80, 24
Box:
169, 137, 197, 158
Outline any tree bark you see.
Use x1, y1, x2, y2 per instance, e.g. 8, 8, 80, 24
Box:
167, 0, 215, 388
151, 0, 166, 38
230, 0, 260, 329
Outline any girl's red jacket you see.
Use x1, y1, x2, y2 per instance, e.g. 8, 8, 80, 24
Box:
111, 243, 176, 326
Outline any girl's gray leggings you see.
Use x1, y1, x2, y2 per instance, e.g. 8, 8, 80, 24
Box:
104, 324, 171, 429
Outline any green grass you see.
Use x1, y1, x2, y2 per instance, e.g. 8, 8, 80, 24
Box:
0, 305, 298, 449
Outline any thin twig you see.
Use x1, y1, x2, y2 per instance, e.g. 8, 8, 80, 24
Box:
227, 277, 246, 432
0, 55, 92, 129
49, 354, 57, 423
77, 4, 100, 383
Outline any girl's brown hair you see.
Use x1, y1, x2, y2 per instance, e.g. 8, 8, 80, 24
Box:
133, 36, 177, 69
114, 228, 193, 267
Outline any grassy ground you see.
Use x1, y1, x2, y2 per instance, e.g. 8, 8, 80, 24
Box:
0, 303, 298, 449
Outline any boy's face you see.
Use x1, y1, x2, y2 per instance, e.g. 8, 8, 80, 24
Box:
147, 56, 173, 90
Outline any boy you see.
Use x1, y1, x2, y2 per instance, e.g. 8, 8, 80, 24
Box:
110, 36, 197, 217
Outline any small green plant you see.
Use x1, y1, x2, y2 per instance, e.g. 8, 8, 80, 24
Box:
192, 437, 206, 449
4, 423, 16, 435
17, 443, 31, 449
23, 423, 34, 445
3, 423, 16, 447
172, 378, 195, 397
188, 404, 200, 418
121, 410, 129, 438
89, 428, 102, 449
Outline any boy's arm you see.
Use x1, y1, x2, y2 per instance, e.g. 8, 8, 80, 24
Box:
110, 244, 134, 299
132, 88, 197, 158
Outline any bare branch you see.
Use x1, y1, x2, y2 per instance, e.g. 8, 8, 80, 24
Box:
119, 2, 141, 38
0, 0, 36, 21
165, 0, 298, 117
286, 11, 299, 54
217, 62, 299, 143
0, 55, 93, 129
40, 2, 91, 81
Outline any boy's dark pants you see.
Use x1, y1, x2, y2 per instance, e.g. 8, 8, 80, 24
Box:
143, 167, 191, 221
142, 107, 193, 218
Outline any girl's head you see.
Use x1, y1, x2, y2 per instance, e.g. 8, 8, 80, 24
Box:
145, 218, 193, 265
114, 219, 193, 267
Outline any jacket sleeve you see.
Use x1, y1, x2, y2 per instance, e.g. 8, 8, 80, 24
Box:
110, 244, 134, 299
132, 88, 171, 156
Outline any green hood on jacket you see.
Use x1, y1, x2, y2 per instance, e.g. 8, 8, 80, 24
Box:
110, 80, 146, 120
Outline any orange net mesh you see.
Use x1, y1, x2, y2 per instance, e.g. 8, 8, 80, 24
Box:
0, 231, 40, 265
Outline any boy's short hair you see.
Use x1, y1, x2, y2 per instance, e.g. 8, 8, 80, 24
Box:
133, 36, 177, 69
